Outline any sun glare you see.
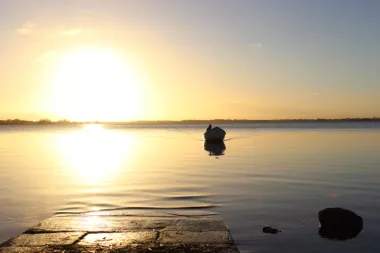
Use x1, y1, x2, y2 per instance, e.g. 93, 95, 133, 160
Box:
50, 49, 146, 122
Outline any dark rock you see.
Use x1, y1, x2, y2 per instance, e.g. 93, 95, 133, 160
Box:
318, 207, 363, 240
262, 226, 281, 234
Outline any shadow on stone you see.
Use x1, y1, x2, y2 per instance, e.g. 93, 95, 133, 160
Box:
318, 207, 363, 241
204, 141, 226, 156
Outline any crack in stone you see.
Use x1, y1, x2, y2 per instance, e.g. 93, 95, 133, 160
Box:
72, 233, 88, 245
155, 231, 161, 242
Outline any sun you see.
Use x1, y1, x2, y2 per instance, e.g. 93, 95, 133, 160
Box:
50, 48, 146, 122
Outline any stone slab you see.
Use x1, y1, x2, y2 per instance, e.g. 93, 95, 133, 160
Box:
159, 231, 231, 244
0, 247, 46, 253
1, 214, 239, 252
78, 231, 157, 247
1, 244, 240, 253
6, 232, 85, 246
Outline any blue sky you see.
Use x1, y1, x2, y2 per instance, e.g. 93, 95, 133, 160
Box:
1, 0, 379, 120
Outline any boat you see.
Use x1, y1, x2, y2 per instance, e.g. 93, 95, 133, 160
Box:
204, 125, 226, 142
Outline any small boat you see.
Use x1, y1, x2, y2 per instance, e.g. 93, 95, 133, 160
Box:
204, 125, 226, 142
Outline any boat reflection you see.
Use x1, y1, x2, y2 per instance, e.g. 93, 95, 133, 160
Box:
204, 141, 226, 156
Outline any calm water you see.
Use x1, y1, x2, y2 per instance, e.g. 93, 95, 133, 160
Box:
1, 122, 380, 252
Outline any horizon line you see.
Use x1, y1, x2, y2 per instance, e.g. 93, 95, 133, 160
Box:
1, 117, 380, 125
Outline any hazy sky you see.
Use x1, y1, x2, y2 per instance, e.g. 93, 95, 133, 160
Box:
1, 0, 379, 121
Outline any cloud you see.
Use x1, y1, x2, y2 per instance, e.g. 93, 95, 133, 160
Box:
249, 43, 263, 49
37, 51, 59, 63
16, 22, 83, 37
16, 21, 36, 35
58, 28, 83, 36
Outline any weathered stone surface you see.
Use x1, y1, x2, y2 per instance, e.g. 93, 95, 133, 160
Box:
28, 217, 227, 233
1, 214, 239, 252
0, 246, 46, 253
7, 232, 85, 246
144, 244, 240, 253
162, 218, 228, 232
1, 244, 239, 253
159, 231, 231, 244
78, 232, 157, 247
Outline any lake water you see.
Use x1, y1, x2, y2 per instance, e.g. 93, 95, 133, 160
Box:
1, 122, 380, 252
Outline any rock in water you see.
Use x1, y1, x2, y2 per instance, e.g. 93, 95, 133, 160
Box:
318, 207, 363, 240
262, 226, 281, 234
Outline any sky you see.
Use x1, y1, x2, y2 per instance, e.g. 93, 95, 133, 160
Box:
0, 0, 379, 121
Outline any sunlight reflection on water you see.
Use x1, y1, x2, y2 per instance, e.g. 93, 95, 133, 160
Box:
58, 124, 137, 185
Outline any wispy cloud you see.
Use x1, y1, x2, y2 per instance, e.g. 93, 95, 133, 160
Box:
16, 22, 83, 37
249, 43, 263, 49
16, 21, 36, 35
37, 51, 59, 63
58, 28, 83, 36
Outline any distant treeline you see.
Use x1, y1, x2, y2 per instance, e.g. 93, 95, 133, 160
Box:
178, 117, 380, 123
1, 117, 380, 125
0, 119, 80, 125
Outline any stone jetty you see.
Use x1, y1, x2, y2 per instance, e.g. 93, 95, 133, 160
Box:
0, 210, 239, 252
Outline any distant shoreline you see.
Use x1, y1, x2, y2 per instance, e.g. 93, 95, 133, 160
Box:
1, 118, 380, 125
